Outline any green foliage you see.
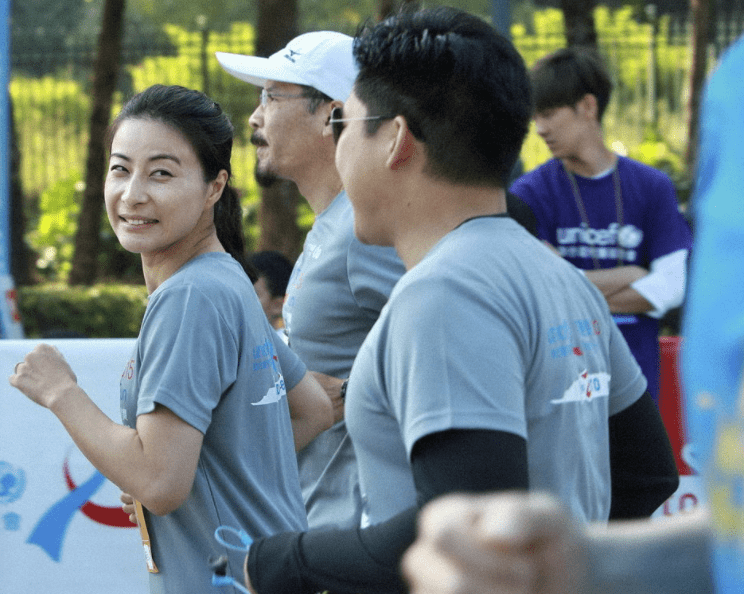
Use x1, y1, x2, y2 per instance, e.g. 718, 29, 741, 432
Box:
125, 23, 258, 141
129, 0, 257, 32
301, 0, 376, 36
10, 76, 90, 196
299, 0, 493, 36
28, 173, 83, 280
628, 127, 691, 204
629, 127, 684, 174
18, 283, 149, 338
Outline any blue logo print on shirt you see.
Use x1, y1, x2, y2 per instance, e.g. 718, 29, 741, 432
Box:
252, 337, 287, 405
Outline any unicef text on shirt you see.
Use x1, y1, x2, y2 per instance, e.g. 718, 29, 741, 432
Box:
556, 223, 644, 248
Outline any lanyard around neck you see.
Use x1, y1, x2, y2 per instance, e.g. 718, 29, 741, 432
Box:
563, 162, 624, 269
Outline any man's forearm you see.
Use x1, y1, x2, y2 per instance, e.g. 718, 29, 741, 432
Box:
587, 510, 714, 594
604, 286, 655, 314
584, 266, 654, 313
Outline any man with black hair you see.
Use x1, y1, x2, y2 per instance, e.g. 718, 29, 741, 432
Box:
248, 250, 294, 333
238, 9, 678, 594
510, 47, 692, 405
405, 35, 744, 594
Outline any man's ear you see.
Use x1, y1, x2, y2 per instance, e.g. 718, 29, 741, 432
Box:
387, 116, 417, 171
322, 100, 344, 139
578, 93, 599, 121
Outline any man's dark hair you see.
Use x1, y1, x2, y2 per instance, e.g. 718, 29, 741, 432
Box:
530, 47, 613, 121
352, 7, 532, 188
249, 250, 294, 297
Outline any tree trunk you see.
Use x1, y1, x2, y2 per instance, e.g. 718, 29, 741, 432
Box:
255, 0, 302, 259
69, 0, 125, 285
686, 0, 711, 173
560, 0, 598, 48
9, 97, 30, 285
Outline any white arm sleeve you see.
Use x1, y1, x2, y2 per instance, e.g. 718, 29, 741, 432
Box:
631, 249, 689, 319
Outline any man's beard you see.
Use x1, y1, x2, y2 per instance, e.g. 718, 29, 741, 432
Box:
251, 131, 280, 188
255, 163, 279, 188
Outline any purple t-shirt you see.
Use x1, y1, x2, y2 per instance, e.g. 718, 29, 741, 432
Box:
510, 156, 692, 401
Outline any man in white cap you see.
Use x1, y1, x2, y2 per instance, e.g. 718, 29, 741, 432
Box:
216, 33, 406, 531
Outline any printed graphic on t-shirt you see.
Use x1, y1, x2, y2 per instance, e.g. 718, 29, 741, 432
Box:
551, 370, 611, 404
548, 317, 602, 360
251, 336, 287, 405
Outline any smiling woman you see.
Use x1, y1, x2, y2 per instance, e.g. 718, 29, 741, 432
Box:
105, 84, 246, 291
105, 118, 228, 288
9, 85, 333, 594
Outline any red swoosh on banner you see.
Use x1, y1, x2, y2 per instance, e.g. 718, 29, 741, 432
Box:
63, 458, 136, 528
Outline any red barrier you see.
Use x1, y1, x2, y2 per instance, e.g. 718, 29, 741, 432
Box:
658, 336, 693, 476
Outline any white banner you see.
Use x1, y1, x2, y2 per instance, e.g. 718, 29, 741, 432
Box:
0, 339, 148, 594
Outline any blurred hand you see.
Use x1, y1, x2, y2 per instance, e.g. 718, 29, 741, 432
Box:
120, 492, 137, 525
9, 344, 78, 410
309, 371, 345, 424
403, 492, 589, 594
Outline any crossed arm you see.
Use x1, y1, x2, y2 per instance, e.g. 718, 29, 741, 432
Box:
585, 249, 689, 317
584, 265, 654, 313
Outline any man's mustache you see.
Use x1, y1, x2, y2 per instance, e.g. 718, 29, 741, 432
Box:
250, 132, 268, 147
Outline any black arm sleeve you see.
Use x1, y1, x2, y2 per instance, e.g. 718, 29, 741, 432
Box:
608, 390, 680, 519
247, 428, 528, 594
410, 427, 529, 507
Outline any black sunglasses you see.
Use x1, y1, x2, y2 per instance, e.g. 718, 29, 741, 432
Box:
329, 106, 392, 143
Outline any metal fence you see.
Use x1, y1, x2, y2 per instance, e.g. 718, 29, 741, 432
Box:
9, 13, 744, 204
11, 25, 261, 201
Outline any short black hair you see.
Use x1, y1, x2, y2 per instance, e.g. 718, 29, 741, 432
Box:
249, 250, 294, 297
530, 47, 613, 121
352, 6, 532, 188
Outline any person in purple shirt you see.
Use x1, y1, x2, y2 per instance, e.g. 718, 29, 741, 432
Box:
510, 47, 692, 404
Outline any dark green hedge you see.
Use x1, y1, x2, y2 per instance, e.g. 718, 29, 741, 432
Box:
18, 283, 149, 338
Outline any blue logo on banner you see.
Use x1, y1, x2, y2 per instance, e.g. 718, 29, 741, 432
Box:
0, 461, 26, 504
27, 469, 105, 562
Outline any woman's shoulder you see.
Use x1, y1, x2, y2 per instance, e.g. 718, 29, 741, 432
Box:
151, 253, 251, 307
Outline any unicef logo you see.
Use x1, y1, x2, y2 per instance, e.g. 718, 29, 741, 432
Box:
617, 225, 643, 249
0, 461, 26, 504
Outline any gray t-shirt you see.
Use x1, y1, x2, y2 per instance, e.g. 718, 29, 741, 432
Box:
284, 191, 405, 529
346, 217, 646, 527
120, 253, 308, 594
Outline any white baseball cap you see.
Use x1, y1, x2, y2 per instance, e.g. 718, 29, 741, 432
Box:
216, 31, 357, 102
